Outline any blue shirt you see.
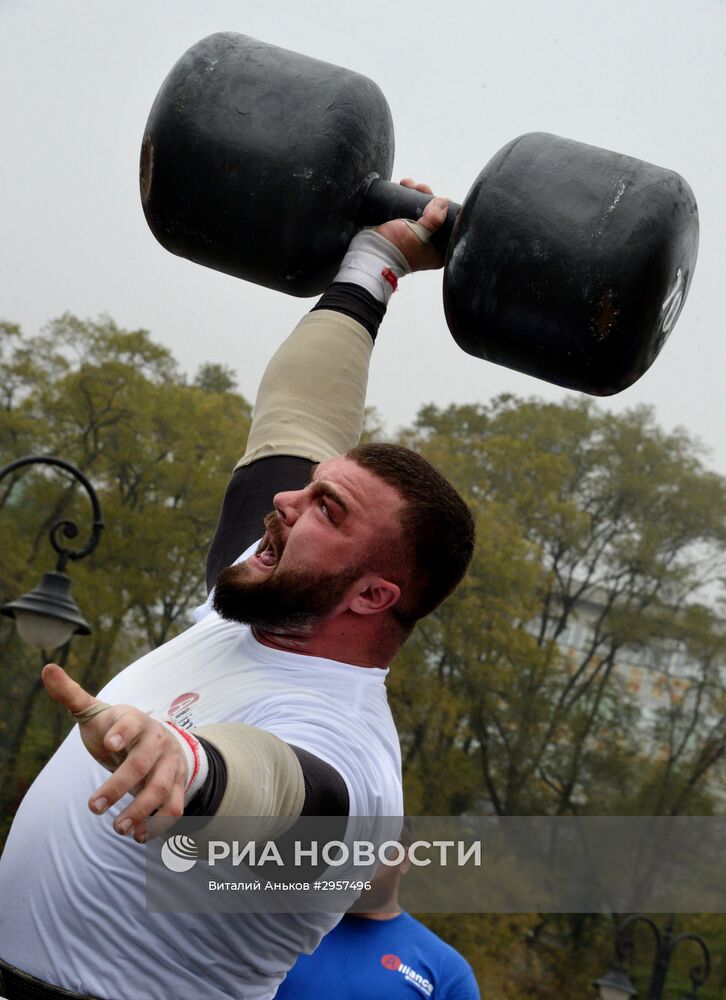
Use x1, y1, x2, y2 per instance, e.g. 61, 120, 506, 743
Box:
276, 912, 480, 999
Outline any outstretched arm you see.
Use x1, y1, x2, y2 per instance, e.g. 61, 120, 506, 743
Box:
42, 663, 318, 842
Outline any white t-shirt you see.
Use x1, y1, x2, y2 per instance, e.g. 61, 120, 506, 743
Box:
0, 543, 403, 1000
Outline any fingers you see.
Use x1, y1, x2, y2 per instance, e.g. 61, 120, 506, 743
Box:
90, 726, 168, 814
103, 710, 147, 756
420, 195, 448, 234
398, 177, 448, 234
131, 780, 186, 844
115, 756, 185, 841
400, 178, 433, 195
88, 723, 187, 839
42, 663, 97, 715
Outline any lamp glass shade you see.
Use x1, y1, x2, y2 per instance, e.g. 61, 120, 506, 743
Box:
1, 571, 90, 650
594, 968, 638, 1000
598, 987, 636, 1000
14, 610, 76, 651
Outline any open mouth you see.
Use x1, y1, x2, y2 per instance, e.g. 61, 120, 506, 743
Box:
254, 532, 279, 568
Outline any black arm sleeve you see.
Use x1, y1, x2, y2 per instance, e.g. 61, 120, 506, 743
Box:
205, 456, 313, 593
311, 282, 386, 342
290, 744, 349, 817
184, 738, 349, 817
205, 283, 385, 592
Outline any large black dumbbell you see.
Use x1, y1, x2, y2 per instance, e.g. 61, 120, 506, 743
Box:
140, 32, 698, 396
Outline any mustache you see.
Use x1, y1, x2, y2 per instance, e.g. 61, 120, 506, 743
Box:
259, 510, 286, 557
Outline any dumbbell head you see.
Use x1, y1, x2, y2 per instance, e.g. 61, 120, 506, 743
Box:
140, 32, 394, 296
444, 132, 699, 395
141, 33, 699, 396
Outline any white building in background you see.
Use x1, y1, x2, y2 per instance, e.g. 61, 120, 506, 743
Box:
552, 591, 712, 729
551, 591, 726, 805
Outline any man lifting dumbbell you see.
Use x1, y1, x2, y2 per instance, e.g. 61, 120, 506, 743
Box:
0, 26, 701, 999
0, 186, 475, 1000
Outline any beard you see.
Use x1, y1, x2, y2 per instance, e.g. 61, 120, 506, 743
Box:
212, 514, 365, 631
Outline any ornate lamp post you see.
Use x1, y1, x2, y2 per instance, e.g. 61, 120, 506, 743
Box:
0, 456, 104, 651
594, 915, 712, 1000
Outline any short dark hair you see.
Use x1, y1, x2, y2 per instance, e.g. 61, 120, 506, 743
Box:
348, 442, 475, 627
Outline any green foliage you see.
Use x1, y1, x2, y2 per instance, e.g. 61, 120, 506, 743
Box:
390, 396, 726, 818
0, 314, 251, 840
194, 362, 238, 394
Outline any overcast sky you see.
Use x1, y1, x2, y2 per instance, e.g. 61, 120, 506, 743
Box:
2, 0, 725, 471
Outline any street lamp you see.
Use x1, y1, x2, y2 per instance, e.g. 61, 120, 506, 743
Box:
594, 915, 712, 1000
0, 456, 104, 651
594, 965, 638, 1000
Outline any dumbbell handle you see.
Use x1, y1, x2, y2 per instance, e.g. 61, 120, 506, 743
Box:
357, 177, 462, 255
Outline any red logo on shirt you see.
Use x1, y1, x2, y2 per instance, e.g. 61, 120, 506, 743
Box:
168, 692, 199, 730
381, 954, 434, 997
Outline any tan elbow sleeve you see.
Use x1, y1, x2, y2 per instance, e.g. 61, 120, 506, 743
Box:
236, 309, 373, 468
192, 723, 305, 838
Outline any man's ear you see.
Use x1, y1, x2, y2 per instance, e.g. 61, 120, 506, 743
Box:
347, 576, 401, 616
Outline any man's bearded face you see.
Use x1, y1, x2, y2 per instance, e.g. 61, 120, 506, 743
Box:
212, 511, 365, 631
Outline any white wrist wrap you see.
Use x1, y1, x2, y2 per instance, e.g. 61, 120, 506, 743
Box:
163, 720, 210, 805
332, 230, 411, 304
